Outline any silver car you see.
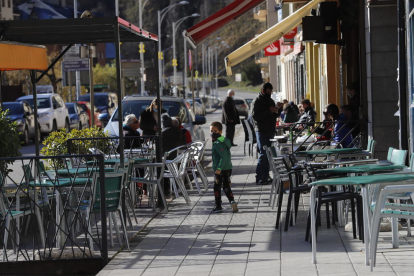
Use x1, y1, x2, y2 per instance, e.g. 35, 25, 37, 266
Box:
101, 96, 206, 141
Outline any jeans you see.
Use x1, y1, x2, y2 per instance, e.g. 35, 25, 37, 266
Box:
255, 131, 273, 182
214, 169, 234, 207
225, 124, 235, 145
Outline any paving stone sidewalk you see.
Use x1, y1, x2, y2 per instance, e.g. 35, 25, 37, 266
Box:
98, 127, 414, 276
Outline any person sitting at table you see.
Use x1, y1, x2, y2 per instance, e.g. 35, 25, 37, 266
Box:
122, 114, 141, 149
298, 99, 317, 126
173, 116, 192, 145
283, 104, 299, 123
140, 98, 167, 136
325, 103, 353, 148
289, 101, 300, 115
314, 105, 332, 140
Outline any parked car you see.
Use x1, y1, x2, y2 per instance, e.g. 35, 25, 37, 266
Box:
233, 97, 249, 119
100, 96, 206, 142
77, 101, 102, 128
16, 94, 70, 136
187, 99, 204, 116
36, 85, 54, 94
3, 101, 40, 144
78, 92, 118, 117
66, 103, 89, 130
195, 98, 206, 115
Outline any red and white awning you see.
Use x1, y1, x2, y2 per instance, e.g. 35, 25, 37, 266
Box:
184, 0, 266, 48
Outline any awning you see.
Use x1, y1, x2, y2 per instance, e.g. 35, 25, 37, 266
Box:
184, 0, 266, 48
225, 0, 324, 75
0, 41, 48, 71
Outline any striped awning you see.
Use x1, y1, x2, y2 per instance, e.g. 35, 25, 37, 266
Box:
0, 41, 48, 71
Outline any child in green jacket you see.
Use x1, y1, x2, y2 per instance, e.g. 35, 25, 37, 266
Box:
210, 121, 238, 213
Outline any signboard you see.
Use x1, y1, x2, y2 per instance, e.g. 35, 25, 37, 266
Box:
188, 50, 193, 70
235, 73, 242, 82
62, 46, 80, 60
62, 59, 89, 72
264, 40, 280, 56
283, 27, 297, 40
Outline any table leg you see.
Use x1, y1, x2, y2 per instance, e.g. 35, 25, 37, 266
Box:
361, 185, 370, 266
311, 186, 317, 264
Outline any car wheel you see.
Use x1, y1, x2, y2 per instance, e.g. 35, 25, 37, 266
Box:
23, 127, 29, 145
52, 120, 57, 133
79, 122, 82, 130
65, 120, 70, 133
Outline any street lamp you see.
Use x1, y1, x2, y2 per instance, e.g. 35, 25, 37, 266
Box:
158, 1, 189, 92
172, 13, 200, 97
138, 0, 150, 96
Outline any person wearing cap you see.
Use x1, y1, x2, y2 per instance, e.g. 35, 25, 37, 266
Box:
221, 89, 240, 147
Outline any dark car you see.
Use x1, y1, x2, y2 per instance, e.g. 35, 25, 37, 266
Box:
3, 101, 40, 144
78, 92, 118, 117
66, 103, 89, 130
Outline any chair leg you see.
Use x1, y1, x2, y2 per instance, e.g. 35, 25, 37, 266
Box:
407, 219, 411, 237
117, 209, 130, 251
35, 205, 46, 247
275, 184, 284, 229
111, 212, 122, 247
156, 180, 169, 213
370, 213, 382, 271
284, 192, 293, 231
3, 216, 11, 262
109, 213, 114, 248
126, 190, 138, 224
391, 217, 399, 248
84, 208, 94, 254
350, 198, 357, 239
326, 202, 330, 229
192, 169, 202, 195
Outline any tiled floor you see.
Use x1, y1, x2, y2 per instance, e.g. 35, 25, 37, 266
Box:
98, 131, 414, 276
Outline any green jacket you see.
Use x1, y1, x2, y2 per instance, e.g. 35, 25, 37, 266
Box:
212, 136, 233, 171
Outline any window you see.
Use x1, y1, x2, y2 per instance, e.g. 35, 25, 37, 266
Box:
7, 0, 10, 8
52, 97, 60, 109
2, 0, 5, 7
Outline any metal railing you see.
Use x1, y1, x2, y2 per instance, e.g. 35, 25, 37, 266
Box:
0, 154, 108, 270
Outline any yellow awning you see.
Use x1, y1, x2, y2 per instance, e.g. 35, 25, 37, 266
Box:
0, 42, 48, 71
225, 0, 324, 75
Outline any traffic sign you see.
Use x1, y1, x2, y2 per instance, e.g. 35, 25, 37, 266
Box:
139, 44, 145, 53
195, 70, 199, 79
172, 59, 178, 67
158, 51, 163, 60
62, 59, 89, 72
62, 46, 80, 60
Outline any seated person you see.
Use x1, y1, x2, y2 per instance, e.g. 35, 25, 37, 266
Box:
325, 103, 353, 148
283, 104, 299, 123
122, 114, 141, 150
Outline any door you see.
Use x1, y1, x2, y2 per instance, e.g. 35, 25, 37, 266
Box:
52, 96, 65, 128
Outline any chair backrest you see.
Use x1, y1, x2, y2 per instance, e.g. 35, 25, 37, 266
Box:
244, 119, 255, 145
367, 139, 377, 159
22, 164, 33, 185
390, 149, 407, 166
264, 146, 279, 176
92, 171, 125, 213
241, 120, 249, 142
387, 147, 394, 162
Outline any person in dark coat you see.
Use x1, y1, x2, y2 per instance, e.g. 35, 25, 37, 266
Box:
221, 89, 240, 146
139, 98, 167, 136
289, 101, 300, 115
283, 104, 299, 123
251, 82, 279, 185
326, 103, 353, 148
161, 114, 183, 196
298, 99, 317, 127
122, 114, 141, 149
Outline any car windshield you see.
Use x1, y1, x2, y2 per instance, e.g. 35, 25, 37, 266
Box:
195, 99, 202, 104
78, 94, 108, 107
233, 100, 245, 105
67, 104, 76, 114
3, 103, 23, 115
112, 100, 189, 124
19, 98, 51, 109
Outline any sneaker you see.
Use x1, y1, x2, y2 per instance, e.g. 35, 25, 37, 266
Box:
212, 206, 223, 213
256, 179, 271, 185
231, 201, 238, 213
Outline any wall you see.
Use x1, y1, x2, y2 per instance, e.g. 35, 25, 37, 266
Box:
365, 1, 399, 159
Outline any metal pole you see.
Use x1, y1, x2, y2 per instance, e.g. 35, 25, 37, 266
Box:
184, 36, 187, 101
98, 154, 108, 264
195, 47, 198, 97
115, 0, 119, 16
173, 21, 177, 92
139, 0, 145, 96
74, 0, 80, 100
158, 10, 162, 94
215, 48, 218, 100
114, 19, 124, 168
31, 71, 40, 157
89, 45, 95, 126
0, 72, 2, 109
202, 43, 205, 98
155, 41, 162, 161
398, 0, 408, 151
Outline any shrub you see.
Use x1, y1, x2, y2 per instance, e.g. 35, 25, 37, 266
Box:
0, 107, 22, 176
40, 127, 110, 168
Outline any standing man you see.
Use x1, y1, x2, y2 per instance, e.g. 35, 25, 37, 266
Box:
251, 83, 279, 185
222, 89, 240, 146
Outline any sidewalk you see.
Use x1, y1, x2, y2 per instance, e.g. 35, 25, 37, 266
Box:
98, 125, 414, 276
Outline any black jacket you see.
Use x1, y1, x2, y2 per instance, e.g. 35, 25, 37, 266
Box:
139, 108, 167, 136
221, 97, 240, 125
298, 106, 317, 126
251, 92, 278, 134
122, 125, 141, 149
162, 126, 184, 160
